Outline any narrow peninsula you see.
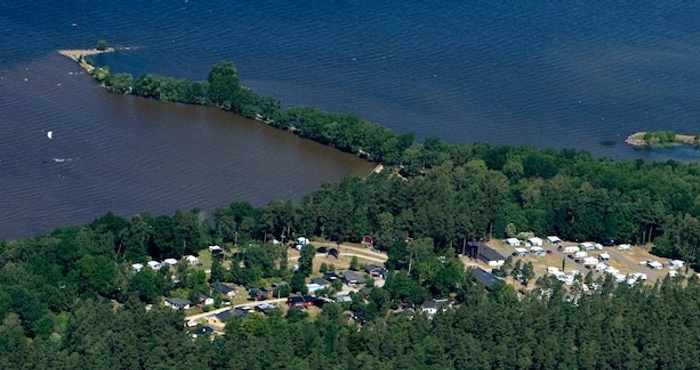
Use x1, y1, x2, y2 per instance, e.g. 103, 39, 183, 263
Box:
57, 43, 413, 170
625, 131, 700, 148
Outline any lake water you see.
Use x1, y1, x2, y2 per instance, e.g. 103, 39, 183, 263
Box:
2, 1, 700, 238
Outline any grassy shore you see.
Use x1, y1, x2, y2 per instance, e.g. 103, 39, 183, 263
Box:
625, 131, 700, 147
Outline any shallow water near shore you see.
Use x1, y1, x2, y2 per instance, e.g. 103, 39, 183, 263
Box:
3, 0, 700, 238
0, 54, 373, 240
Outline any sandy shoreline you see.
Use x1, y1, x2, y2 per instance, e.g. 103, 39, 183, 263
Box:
57, 47, 122, 73
57, 48, 110, 73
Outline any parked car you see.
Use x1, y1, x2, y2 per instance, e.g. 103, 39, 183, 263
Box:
317, 246, 328, 254
546, 250, 554, 255
328, 248, 339, 258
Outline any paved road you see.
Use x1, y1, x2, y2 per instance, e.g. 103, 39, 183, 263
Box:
288, 252, 387, 264
310, 242, 389, 260
185, 298, 289, 321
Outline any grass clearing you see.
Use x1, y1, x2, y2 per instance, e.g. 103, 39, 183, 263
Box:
196, 249, 213, 271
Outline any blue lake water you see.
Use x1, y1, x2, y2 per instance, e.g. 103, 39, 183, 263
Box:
2, 0, 700, 238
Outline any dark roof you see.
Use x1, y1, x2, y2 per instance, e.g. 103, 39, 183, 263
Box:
288, 295, 315, 304
192, 326, 215, 336
422, 298, 449, 310
360, 287, 373, 296
342, 271, 366, 283
288, 296, 308, 304
365, 264, 382, 272
478, 246, 507, 262
167, 297, 192, 306
211, 281, 235, 294
473, 268, 505, 290
249, 288, 267, 295
323, 272, 341, 281
214, 308, 247, 322
310, 277, 331, 286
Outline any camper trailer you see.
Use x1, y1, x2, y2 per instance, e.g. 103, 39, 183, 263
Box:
513, 247, 529, 257
563, 246, 579, 254
504, 238, 521, 246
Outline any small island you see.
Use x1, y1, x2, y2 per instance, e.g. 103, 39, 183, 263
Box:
625, 131, 700, 148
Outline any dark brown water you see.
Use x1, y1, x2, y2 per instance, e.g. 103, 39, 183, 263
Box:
0, 54, 374, 240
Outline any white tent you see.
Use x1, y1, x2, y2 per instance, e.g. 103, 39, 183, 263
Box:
527, 237, 543, 247
647, 261, 663, 270
132, 263, 144, 272
530, 246, 544, 254
184, 255, 199, 265
670, 260, 684, 269
297, 237, 310, 246
546, 236, 562, 244
162, 258, 178, 267
147, 261, 162, 270
504, 238, 521, 246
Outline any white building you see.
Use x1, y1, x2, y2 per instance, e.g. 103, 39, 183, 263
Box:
526, 237, 543, 247
504, 238, 521, 246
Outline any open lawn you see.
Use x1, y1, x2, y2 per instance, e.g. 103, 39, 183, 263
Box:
196, 249, 213, 271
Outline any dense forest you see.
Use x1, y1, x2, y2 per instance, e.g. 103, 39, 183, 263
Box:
3, 219, 700, 369
5, 56, 700, 368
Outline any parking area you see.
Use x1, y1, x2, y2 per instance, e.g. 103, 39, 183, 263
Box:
485, 239, 682, 288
